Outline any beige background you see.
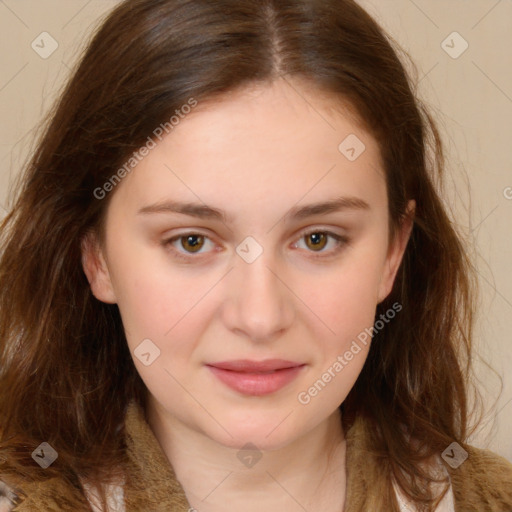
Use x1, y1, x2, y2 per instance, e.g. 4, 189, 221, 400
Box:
1, 1, 511, 462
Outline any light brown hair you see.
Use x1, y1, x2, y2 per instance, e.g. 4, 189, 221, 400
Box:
0, 0, 479, 510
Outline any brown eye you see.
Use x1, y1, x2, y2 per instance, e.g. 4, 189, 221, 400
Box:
180, 234, 205, 253
304, 232, 328, 252
293, 229, 348, 259
163, 232, 217, 261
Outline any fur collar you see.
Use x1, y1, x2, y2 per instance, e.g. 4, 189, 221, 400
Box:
4, 399, 512, 511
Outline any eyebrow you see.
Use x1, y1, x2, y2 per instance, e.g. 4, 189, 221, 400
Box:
137, 196, 370, 223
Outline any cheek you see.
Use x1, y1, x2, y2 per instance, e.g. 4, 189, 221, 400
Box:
107, 243, 217, 353
305, 250, 386, 342
110, 258, 217, 397
294, 266, 380, 412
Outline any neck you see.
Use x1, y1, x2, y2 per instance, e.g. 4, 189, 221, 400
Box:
146, 400, 347, 512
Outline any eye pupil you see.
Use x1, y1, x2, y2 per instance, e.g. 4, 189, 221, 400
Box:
306, 232, 327, 251
182, 235, 204, 253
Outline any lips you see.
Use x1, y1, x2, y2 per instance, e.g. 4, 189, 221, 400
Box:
209, 359, 303, 372
206, 359, 305, 396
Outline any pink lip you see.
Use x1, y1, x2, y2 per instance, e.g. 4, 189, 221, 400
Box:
206, 359, 305, 396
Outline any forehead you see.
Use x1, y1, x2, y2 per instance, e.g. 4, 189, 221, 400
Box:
168, 78, 370, 154
107, 78, 387, 219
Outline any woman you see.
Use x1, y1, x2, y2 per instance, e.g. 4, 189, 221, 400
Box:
1, 0, 511, 510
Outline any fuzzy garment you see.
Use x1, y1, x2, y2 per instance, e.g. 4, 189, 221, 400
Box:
2, 400, 512, 511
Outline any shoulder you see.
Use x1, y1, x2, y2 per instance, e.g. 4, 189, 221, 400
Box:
446, 444, 512, 511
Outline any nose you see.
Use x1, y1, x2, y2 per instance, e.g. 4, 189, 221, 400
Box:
221, 253, 296, 343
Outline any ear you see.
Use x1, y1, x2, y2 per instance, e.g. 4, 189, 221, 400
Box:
81, 231, 117, 304
377, 200, 415, 303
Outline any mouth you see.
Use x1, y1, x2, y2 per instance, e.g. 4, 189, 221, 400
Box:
206, 359, 306, 396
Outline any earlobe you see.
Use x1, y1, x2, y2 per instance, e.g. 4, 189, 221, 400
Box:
80, 232, 117, 304
377, 200, 416, 303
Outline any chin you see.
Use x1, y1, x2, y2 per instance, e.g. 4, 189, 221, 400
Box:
202, 415, 302, 452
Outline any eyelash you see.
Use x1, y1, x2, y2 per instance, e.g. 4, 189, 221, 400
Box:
162, 229, 349, 262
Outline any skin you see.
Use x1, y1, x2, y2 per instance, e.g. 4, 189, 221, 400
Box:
82, 77, 414, 511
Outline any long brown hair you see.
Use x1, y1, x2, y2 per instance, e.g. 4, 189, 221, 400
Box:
0, 0, 479, 510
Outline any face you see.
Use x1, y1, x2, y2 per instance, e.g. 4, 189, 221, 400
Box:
82, 78, 413, 451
